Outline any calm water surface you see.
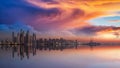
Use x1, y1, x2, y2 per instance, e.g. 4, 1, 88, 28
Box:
0, 45, 120, 68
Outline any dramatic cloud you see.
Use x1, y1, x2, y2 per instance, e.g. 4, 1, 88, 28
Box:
1, 0, 120, 40
71, 26, 120, 37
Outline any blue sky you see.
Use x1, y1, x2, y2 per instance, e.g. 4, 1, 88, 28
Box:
89, 16, 120, 27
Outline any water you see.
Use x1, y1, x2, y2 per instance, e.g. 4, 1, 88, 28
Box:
0, 45, 120, 68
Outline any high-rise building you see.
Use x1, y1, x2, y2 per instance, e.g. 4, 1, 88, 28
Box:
17, 32, 20, 44
12, 32, 15, 43
20, 29, 25, 44
32, 33, 36, 45
25, 30, 30, 45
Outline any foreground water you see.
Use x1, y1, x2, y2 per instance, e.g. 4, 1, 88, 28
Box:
0, 45, 120, 68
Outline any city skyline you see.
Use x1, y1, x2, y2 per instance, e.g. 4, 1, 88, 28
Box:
0, 30, 79, 46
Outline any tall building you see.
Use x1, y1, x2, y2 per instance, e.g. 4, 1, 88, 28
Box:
12, 32, 15, 43
32, 33, 36, 45
20, 29, 25, 44
25, 30, 30, 45
17, 32, 20, 44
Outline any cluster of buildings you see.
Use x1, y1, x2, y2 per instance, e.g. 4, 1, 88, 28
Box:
0, 30, 79, 60
0, 30, 102, 60
12, 29, 36, 45
0, 30, 79, 48
0, 29, 36, 45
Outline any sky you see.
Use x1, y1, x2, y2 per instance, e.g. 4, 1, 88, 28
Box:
1, 0, 120, 41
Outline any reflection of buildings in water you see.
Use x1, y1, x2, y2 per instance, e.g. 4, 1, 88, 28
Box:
12, 44, 37, 60
0, 30, 79, 60
0, 41, 78, 60
89, 45, 94, 51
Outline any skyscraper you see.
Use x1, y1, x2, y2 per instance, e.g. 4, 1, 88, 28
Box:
25, 30, 30, 45
32, 33, 36, 45
12, 32, 15, 43
20, 29, 25, 44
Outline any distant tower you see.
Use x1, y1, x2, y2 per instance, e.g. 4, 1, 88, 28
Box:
32, 33, 36, 45
17, 32, 20, 44
75, 40, 78, 49
20, 29, 25, 44
12, 32, 15, 43
20, 29, 23, 44
25, 30, 30, 45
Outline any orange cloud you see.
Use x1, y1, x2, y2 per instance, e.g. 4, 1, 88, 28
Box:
27, 0, 120, 21
96, 27, 120, 39
25, 0, 120, 40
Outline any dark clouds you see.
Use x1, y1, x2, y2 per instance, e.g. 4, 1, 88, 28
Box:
0, 0, 87, 33
0, 0, 61, 24
71, 8, 84, 19
71, 26, 120, 36
41, 0, 59, 4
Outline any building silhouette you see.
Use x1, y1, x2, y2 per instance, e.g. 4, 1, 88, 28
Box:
0, 29, 80, 60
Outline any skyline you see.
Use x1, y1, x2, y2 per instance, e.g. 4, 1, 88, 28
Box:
1, 0, 120, 42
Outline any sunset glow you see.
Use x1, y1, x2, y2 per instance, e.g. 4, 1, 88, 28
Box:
1, 0, 120, 42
